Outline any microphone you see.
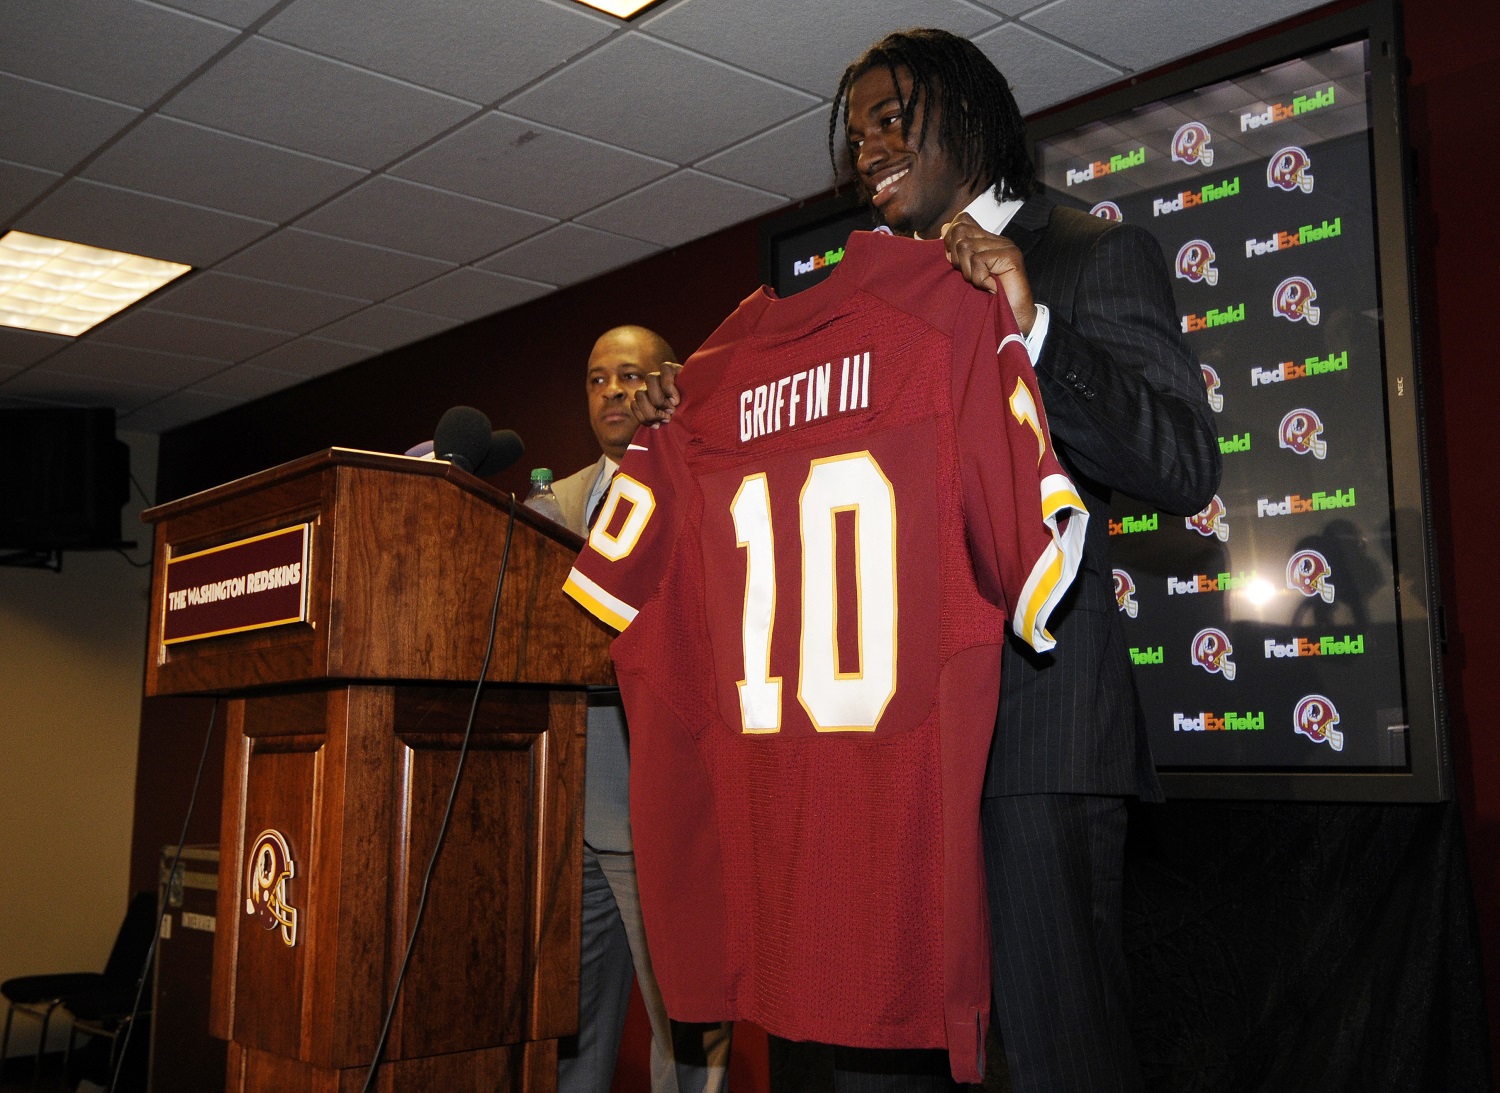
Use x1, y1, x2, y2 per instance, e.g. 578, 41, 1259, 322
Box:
433, 406, 491, 473
432, 406, 525, 476
475, 429, 524, 477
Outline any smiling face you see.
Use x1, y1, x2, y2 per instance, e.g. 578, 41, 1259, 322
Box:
845, 64, 983, 239
586, 327, 660, 463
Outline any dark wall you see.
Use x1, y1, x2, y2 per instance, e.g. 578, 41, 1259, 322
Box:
1402, 0, 1500, 1070
135, 0, 1500, 1074
155, 215, 770, 505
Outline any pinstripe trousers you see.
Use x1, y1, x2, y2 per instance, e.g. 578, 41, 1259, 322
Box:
830, 795, 1138, 1093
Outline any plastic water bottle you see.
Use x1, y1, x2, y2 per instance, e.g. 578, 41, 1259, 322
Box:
524, 468, 566, 524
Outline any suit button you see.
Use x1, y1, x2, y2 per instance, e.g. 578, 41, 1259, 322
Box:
1064, 371, 1079, 383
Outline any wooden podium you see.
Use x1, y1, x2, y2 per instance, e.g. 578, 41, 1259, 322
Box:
142, 448, 614, 1093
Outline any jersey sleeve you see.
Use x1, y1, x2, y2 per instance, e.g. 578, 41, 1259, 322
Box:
564, 424, 687, 631
958, 292, 1088, 653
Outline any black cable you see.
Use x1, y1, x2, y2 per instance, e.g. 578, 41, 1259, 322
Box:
115, 548, 152, 569
116, 471, 156, 570
106, 697, 219, 1093
358, 493, 518, 1093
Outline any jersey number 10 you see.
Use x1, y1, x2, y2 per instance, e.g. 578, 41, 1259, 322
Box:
730, 451, 897, 734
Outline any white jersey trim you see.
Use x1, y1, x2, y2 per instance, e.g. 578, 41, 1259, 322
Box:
564, 567, 639, 632
1012, 473, 1089, 652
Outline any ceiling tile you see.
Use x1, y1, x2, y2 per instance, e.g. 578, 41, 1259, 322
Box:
480, 222, 660, 287
0, 75, 142, 173
505, 34, 819, 163
118, 389, 243, 433
41, 341, 227, 388
217, 229, 455, 298
295, 176, 554, 264
310, 305, 460, 350
261, 0, 615, 104
82, 116, 368, 222
153, 0, 285, 28
149, 272, 369, 333
243, 336, 373, 377
387, 268, 553, 322
577, 170, 784, 248
697, 108, 842, 200
0, 0, 239, 107
1022, 0, 1324, 74
3, 367, 177, 413
392, 112, 674, 219
642, 0, 1001, 96
162, 37, 479, 169
0, 160, 61, 222
15, 179, 276, 267
0, 328, 70, 369
90, 309, 294, 362
972, 22, 1123, 115
189, 363, 307, 399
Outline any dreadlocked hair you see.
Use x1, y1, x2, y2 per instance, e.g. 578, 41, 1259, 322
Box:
828, 28, 1036, 202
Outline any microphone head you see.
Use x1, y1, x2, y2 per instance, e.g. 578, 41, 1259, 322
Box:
475, 429, 525, 477
433, 406, 492, 474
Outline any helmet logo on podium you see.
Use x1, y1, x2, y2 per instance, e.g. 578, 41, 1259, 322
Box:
246, 829, 299, 947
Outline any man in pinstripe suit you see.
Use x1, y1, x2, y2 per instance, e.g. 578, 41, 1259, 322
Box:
637, 28, 1220, 1093
835, 30, 1222, 1093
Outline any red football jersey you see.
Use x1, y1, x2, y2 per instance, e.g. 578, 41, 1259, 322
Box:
565, 231, 1086, 1082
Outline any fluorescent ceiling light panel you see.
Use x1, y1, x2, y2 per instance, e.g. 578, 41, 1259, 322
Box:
0, 231, 192, 337
571, 0, 666, 18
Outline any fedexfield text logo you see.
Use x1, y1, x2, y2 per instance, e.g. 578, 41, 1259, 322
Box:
1109, 512, 1158, 536
1246, 217, 1342, 258
793, 247, 845, 277
1240, 86, 1336, 131
1251, 351, 1348, 386
1167, 571, 1254, 595
1181, 303, 1245, 333
1066, 147, 1146, 186
1173, 711, 1265, 732
1256, 488, 1355, 517
1265, 634, 1365, 658
1153, 176, 1240, 217
1130, 646, 1163, 665
1218, 432, 1250, 454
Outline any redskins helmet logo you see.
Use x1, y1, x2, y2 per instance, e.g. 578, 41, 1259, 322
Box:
1267, 146, 1315, 193
1286, 548, 1336, 603
1185, 494, 1229, 542
1090, 201, 1123, 221
1191, 627, 1236, 680
1113, 569, 1139, 618
245, 829, 298, 947
1279, 408, 1327, 459
1273, 276, 1321, 325
1176, 239, 1219, 286
1201, 364, 1223, 412
1294, 694, 1343, 751
1171, 122, 1214, 167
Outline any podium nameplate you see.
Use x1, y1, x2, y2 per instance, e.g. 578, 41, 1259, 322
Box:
163, 524, 311, 645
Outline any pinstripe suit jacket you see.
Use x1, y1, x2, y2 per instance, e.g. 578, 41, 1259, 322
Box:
983, 196, 1222, 801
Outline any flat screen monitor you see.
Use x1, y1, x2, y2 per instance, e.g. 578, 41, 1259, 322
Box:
1029, 1, 1446, 800
760, 193, 874, 299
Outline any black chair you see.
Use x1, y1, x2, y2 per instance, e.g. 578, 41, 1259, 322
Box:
0, 892, 156, 1088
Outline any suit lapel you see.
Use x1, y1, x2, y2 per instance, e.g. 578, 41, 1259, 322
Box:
1004, 195, 1053, 257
